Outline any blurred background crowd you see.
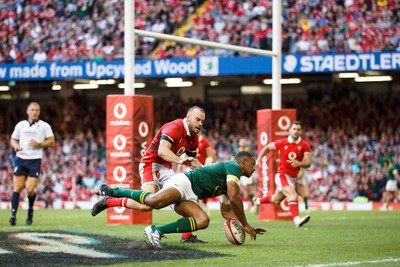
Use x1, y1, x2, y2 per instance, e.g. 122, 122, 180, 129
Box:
0, 0, 399, 63
1, 86, 399, 206
0, 0, 399, 208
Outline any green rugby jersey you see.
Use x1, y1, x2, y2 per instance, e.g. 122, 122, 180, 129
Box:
184, 161, 242, 199
387, 164, 400, 181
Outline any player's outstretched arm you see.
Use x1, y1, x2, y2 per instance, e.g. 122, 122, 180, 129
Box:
220, 199, 266, 240
188, 158, 202, 168
226, 181, 248, 225
158, 139, 186, 164
242, 225, 267, 240
255, 142, 275, 168
220, 199, 240, 221
226, 181, 267, 240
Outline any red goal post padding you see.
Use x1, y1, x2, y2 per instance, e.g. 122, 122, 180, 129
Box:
257, 109, 296, 221
106, 95, 153, 224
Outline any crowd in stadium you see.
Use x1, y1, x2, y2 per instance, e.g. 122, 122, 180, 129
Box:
0, 0, 399, 207
1, 0, 399, 63
0, 87, 399, 206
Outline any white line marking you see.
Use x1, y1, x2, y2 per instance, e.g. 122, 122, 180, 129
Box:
290, 258, 400, 267
0, 248, 13, 254
319, 216, 399, 221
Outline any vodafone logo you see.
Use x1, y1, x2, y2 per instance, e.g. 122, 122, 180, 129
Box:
113, 166, 127, 182
288, 152, 297, 160
113, 103, 127, 119
113, 207, 126, 214
280, 199, 289, 211
109, 103, 130, 126
260, 131, 268, 146
110, 135, 130, 157
113, 135, 126, 151
138, 122, 149, 157
177, 147, 186, 156
277, 116, 291, 130
138, 122, 149, 137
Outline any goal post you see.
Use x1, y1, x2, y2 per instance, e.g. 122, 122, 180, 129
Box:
125, 0, 282, 109
108, 0, 289, 224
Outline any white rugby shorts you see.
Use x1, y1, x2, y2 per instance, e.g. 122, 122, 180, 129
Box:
385, 180, 398, 192
275, 173, 297, 192
139, 162, 176, 190
163, 172, 198, 203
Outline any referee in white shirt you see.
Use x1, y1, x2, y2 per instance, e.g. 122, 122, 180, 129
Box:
9, 102, 55, 226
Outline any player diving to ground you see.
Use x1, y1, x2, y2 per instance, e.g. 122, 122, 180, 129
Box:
93, 151, 266, 247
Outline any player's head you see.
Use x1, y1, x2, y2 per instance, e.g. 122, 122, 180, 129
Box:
27, 102, 40, 122
235, 151, 256, 177
289, 121, 303, 139
186, 106, 205, 134
238, 138, 247, 149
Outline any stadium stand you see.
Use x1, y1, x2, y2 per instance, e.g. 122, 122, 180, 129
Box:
0, 0, 203, 63
1, 0, 399, 63
1, 88, 399, 205
0, 1, 399, 207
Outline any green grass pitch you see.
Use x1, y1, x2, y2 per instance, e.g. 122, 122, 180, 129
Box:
0, 209, 399, 267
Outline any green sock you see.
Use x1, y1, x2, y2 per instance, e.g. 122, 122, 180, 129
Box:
154, 217, 198, 235
303, 196, 308, 210
106, 187, 150, 204
249, 193, 254, 206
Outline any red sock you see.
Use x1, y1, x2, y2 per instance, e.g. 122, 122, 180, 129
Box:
259, 195, 272, 204
288, 200, 299, 219
106, 198, 128, 207
181, 216, 193, 238
181, 232, 193, 239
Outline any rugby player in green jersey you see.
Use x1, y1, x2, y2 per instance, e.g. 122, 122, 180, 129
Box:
381, 161, 400, 211
93, 151, 266, 247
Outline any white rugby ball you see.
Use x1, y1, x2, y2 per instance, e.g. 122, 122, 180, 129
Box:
223, 218, 246, 245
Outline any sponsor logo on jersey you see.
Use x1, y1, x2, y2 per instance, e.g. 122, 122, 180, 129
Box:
288, 152, 297, 160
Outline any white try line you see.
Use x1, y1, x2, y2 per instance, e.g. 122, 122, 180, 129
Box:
318, 216, 399, 221
290, 258, 400, 267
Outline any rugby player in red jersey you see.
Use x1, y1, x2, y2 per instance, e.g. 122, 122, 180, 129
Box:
254, 121, 312, 227
93, 106, 207, 242
194, 129, 217, 214
196, 129, 217, 166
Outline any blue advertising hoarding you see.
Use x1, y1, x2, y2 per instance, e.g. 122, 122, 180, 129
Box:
0, 52, 398, 81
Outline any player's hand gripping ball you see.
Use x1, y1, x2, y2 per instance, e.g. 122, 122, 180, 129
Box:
223, 218, 246, 245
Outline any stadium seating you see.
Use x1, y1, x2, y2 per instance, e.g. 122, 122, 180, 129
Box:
1, 0, 399, 63
0, 89, 399, 205
0, 0, 399, 205
0, 0, 201, 63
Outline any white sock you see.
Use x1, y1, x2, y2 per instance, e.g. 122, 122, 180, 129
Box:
293, 216, 301, 224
